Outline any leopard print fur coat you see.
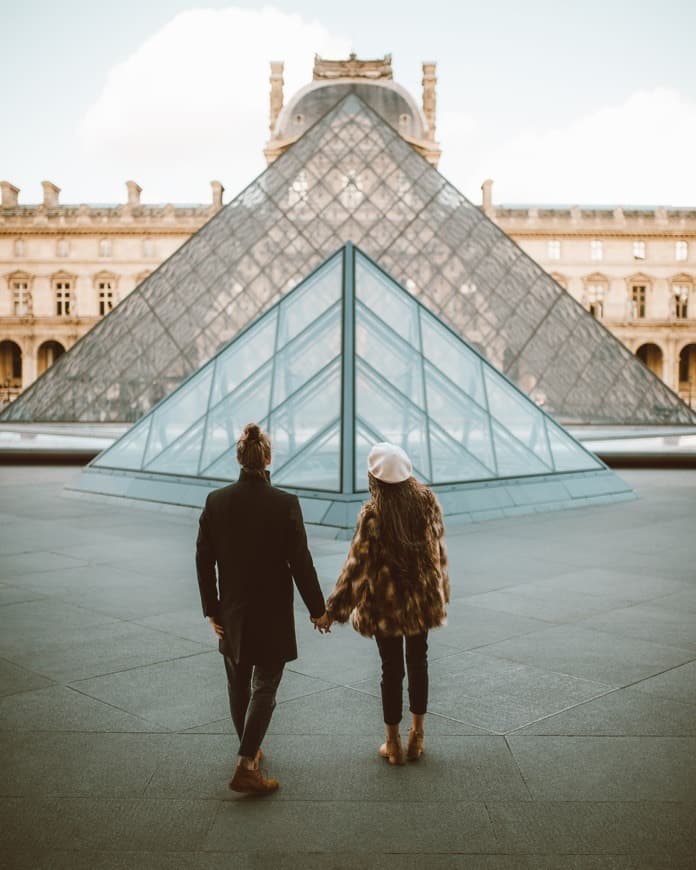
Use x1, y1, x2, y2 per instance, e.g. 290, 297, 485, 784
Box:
326, 490, 449, 638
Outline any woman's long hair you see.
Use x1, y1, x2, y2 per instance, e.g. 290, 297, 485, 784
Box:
368, 473, 432, 574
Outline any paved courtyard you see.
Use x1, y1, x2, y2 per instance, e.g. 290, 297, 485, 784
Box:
1, 465, 695, 869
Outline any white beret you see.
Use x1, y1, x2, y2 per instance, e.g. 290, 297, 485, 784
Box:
367, 442, 413, 484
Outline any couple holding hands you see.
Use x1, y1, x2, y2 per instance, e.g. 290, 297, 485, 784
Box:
196, 423, 449, 795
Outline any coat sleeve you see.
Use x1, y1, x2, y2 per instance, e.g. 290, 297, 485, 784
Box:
195, 502, 220, 619
286, 496, 326, 620
326, 507, 372, 624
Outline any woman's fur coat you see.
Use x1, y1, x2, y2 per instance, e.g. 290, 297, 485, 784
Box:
326, 490, 450, 638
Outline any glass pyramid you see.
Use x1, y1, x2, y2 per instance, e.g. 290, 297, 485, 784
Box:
75, 245, 633, 531
4, 93, 693, 425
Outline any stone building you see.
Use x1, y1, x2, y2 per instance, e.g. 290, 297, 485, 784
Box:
486, 185, 696, 408
0, 180, 222, 402
1, 53, 694, 410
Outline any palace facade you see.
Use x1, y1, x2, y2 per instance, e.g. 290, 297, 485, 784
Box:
1, 55, 694, 410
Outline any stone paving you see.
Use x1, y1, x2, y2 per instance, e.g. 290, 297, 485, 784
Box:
1, 465, 695, 869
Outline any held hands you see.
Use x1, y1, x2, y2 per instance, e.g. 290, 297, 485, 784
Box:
312, 611, 332, 634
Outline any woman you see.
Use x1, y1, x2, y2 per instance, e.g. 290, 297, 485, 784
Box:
326, 442, 450, 765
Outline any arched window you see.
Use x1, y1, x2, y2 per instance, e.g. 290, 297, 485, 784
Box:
0, 340, 22, 388
678, 344, 696, 406
98, 238, 112, 257
636, 343, 663, 379
37, 340, 66, 375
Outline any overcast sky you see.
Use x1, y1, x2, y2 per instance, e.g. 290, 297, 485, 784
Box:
3, 0, 695, 207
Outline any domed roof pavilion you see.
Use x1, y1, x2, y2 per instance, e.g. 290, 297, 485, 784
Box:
264, 53, 441, 167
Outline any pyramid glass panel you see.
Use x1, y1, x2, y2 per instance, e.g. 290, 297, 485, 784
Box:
200, 362, 273, 475
5, 95, 693, 425
79, 245, 633, 531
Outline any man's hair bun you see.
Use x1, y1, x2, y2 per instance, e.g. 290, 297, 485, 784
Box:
242, 423, 262, 441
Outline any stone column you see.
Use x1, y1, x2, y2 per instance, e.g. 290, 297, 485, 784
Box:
126, 180, 142, 206
42, 181, 60, 207
422, 62, 437, 141
211, 180, 224, 211
22, 337, 38, 390
664, 338, 677, 391
269, 61, 284, 134
481, 179, 495, 217
1, 181, 19, 207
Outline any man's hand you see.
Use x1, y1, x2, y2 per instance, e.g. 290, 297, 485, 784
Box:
208, 616, 224, 640
312, 611, 332, 634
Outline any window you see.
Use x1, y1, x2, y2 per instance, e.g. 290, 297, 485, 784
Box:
547, 240, 561, 260
673, 283, 690, 319
586, 283, 605, 319
97, 280, 114, 315
142, 238, 155, 258
56, 238, 69, 257
590, 239, 603, 261
12, 280, 31, 316
630, 284, 647, 318
13, 239, 25, 257
98, 238, 112, 257
676, 241, 688, 261
55, 280, 71, 316
633, 240, 646, 260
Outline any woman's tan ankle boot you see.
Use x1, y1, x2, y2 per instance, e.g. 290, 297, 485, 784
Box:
406, 727, 424, 761
379, 725, 405, 765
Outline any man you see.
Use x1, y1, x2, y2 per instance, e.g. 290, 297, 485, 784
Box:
196, 422, 331, 796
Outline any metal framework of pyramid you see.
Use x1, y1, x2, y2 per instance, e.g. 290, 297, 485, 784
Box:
72, 244, 633, 533
4, 93, 693, 425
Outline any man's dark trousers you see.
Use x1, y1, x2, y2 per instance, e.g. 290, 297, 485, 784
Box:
224, 655, 284, 758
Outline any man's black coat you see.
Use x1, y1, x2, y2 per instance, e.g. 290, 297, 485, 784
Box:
195, 469, 325, 666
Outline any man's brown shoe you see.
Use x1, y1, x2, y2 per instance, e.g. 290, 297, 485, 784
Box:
229, 766, 279, 795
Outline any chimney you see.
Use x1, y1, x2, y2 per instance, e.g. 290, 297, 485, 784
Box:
42, 180, 60, 207
210, 180, 224, 210
481, 179, 495, 217
269, 61, 285, 135
126, 180, 142, 206
1, 181, 19, 207
422, 62, 437, 141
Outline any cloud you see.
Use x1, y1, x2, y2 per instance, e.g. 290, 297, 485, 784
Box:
449, 88, 696, 206
78, 6, 351, 202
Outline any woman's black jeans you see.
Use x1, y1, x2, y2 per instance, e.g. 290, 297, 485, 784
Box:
375, 632, 428, 725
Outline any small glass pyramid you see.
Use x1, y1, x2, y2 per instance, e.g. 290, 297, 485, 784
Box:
3, 94, 693, 426
76, 245, 633, 531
